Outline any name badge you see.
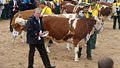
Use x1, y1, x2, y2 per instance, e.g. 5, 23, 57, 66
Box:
12, 31, 19, 37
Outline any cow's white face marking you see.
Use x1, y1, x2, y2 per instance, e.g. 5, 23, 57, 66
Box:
72, 19, 78, 29
15, 17, 27, 26
68, 18, 74, 25
65, 3, 74, 6
68, 18, 78, 29
62, 14, 77, 18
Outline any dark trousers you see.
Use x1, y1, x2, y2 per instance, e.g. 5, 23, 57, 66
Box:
113, 11, 120, 29
86, 42, 93, 57
1, 4, 10, 19
9, 10, 18, 32
118, 16, 120, 29
55, 5, 60, 14
113, 16, 120, 29
28, 44, 52, 68
86, 32, 97, 57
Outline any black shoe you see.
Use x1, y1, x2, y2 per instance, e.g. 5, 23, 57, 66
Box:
92, 46, 96, 49
113, 28, 116, 30
28, 66, 33, 68
87, 56, 92, 60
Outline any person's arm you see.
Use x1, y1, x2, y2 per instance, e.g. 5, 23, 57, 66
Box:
46, 8, 53, 15
9, 0, 13, 9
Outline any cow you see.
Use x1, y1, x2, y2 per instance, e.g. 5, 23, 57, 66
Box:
44, 1, 56, 13
10, 9, 102, 61
61, 1, 78, 6
61, 3, 83, 14
95, 2, 113, 21
11, 10, 34, 45
99, 5, 113, 21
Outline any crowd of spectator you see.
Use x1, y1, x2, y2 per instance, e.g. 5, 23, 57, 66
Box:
0, 0, 37, 20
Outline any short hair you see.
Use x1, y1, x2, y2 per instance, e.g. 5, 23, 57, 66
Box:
40, 1, 46, 5
98, 57, 114, 68
83, 4, 89, 8
34, 8, 41, 13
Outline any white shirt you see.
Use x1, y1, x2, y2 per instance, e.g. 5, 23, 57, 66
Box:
107, 0, 114, 3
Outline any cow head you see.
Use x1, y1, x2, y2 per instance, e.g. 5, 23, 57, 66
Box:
15, 16, 27, 26
99, 6, 113, 21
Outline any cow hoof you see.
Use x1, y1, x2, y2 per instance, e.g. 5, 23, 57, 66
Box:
75, 58, 79, 62
47, 50, 51, 53
47, 49, 50, 53
46, 48, 51, 53
67, 48, 71, 51
75, 60, 78, 62
78, 54, 81, 58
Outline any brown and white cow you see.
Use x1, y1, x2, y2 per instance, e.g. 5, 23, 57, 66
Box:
99, 5, 112, 21
11, 9, 98, 61
61, 3, 83, 14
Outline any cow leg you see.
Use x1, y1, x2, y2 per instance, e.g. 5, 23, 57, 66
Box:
12, 35, 16, 45
20, 31, 26, 46
74, 45, 79, 61
46, 45, 51, 53
9, 19, 12, 32
45, 39, 51, 53
48, 39, 53, 47
78, 47, 82, 58
107, 15, 112, 21
12, 30, 19, 45
66, 43, 71, 51
66, 43, 73, 51
98, 20, 104, 33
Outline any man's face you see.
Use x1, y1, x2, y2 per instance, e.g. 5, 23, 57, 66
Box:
34, 12, 41, 18
91, 6, 95, 9
84, 8, 88, 12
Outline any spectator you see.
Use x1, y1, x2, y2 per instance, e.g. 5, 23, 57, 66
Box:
0, 0, 4, 19
9, 0, 19, 32
1, 0, 10, 19
29, 0, 37, 9
53, 0, 63, 14
39, 2, 53, 15
112, 0, 120, 29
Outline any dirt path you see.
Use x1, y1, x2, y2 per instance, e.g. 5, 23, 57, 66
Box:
0, 20, 120, 68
